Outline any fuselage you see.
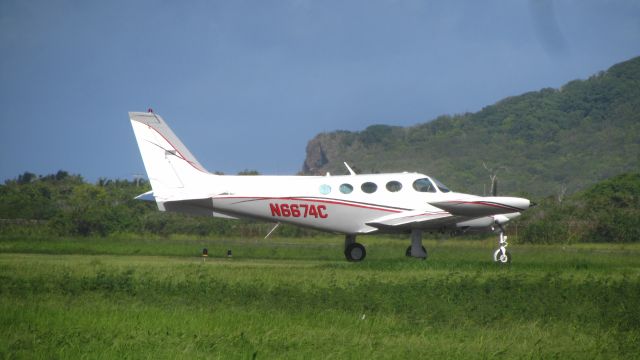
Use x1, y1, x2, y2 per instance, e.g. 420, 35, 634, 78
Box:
157, 172, 525, 235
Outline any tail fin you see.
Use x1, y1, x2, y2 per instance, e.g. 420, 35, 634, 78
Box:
129, 111, 211, 200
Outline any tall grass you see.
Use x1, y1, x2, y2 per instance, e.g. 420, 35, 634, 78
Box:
1, 236, 639, 358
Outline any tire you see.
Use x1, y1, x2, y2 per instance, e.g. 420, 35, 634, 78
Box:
405, 245, 428, 259
345, 243, 366, 262
493, 249, 512, 264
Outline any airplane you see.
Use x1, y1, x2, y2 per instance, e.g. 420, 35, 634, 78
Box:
129, 110, 534, 264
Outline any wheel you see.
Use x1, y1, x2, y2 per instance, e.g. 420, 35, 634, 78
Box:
405, 245, 427, 259
345, 243, 366, 262
493, 249, 511, 264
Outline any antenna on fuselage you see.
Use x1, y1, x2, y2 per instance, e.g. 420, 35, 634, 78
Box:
344, 162, 357, 176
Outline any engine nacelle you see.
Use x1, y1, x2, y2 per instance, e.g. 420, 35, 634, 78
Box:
456, 212, 520, 229
456, 217, 494, 228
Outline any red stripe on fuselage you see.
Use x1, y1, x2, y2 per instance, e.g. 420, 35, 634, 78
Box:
214, 196, 407, 213
448, 201, 523, 212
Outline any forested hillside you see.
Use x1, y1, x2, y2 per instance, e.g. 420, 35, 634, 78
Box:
303, 56, 640, 196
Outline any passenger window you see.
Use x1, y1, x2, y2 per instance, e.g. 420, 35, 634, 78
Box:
319, 184, 331, 195
386, 181, 402, 192
339, 183, 353, 194
361, 182, 378, 194
413, 178, 436, 193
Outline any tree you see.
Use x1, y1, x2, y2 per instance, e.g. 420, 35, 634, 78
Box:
17, 172, 36, 185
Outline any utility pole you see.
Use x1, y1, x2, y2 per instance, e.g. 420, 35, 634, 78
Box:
132, 174, 144, 187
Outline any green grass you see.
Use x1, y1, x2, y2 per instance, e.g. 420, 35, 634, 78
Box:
1, 236, 639, 358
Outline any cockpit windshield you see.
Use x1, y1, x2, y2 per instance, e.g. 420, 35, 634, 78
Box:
413, 177, 451, 193
431, 178, 451, 193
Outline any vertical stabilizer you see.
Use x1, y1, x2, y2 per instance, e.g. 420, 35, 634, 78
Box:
129, 112, 211, 200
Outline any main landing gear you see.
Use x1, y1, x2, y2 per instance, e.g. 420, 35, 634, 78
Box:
493, 225, 512, 264
405, 229, 428, 259
344, 234, 366, 262
344, 230, 429, 262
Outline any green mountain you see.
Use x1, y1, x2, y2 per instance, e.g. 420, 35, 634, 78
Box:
302, 56, 640, 197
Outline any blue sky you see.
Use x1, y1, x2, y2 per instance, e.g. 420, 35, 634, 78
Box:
1, 0, 639, 182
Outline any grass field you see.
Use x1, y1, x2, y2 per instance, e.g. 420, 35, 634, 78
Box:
1, 235, 639, 359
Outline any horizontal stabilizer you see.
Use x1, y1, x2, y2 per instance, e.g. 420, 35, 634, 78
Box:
161, 197, 238, 219
135, 191, 155, 202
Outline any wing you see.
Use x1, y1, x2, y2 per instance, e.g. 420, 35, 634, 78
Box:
366, 209, 460, 231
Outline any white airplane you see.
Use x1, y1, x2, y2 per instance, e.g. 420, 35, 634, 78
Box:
129, 111, 534, 263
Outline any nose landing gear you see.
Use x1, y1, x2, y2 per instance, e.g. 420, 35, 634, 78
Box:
493, 225, 511, 264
